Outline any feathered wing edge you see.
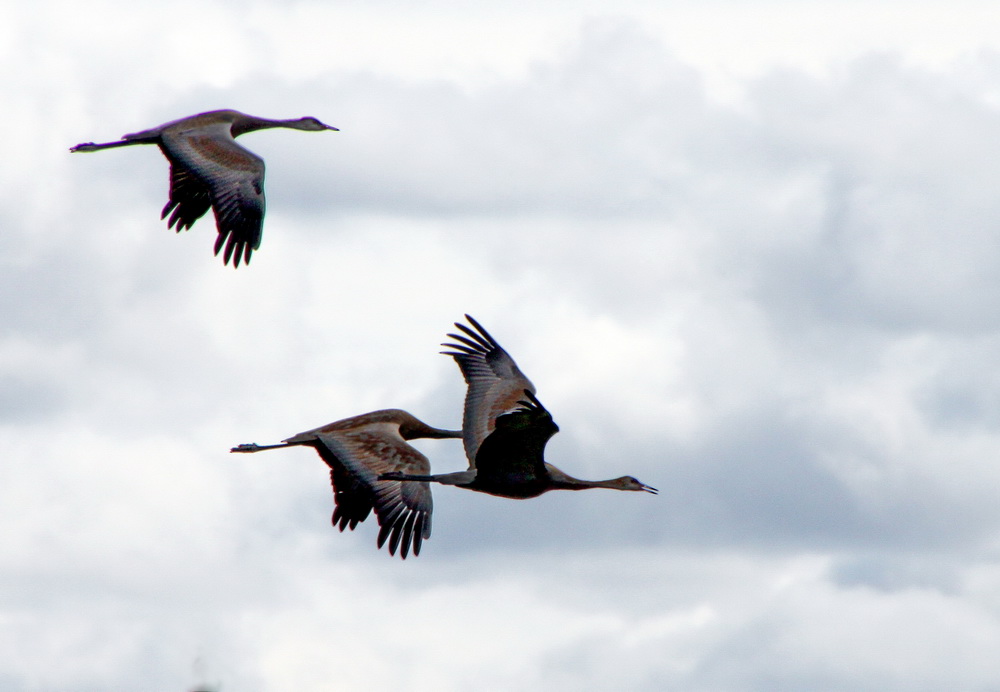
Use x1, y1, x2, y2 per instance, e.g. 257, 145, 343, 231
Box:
310, 432, 433, 560
158, 127, 265, 268
441, 315, 536, 465
160, 158, 213, 233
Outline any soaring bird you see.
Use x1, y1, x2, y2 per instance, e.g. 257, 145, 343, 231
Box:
70, 109, 338, 267
231, 409, 461, 559
380, 316, 658, 498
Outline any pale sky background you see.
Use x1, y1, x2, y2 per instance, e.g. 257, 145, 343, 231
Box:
3, 1, 1000, 690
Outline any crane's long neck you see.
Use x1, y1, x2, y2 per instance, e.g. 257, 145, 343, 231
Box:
399, 416, 463, 441
231, 117, 303, 137
544, 464, 621, 491
418, 427, 464, 440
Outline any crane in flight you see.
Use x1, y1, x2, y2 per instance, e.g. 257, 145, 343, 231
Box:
231, 410, 461, 559
70, 109, 338, 267
232, 316, 655, 559
381, 316, 658, 498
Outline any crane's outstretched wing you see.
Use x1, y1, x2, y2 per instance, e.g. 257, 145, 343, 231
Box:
160, 122, 265, 267
286, 422, 434, 559
441, 315, 535, 467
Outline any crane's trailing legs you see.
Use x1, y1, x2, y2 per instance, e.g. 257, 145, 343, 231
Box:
231, 442, 290, 453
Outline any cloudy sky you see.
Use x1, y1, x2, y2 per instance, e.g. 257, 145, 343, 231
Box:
4, 0, 1000, 690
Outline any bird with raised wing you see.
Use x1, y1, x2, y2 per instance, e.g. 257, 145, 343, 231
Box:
70, 109, 338, 267
380, 316, 658, 498
443, 314, 537, 464
231, 409, 461, 559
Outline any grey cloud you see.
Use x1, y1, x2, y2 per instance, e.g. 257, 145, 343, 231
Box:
829, 551, 965, 594
0, 374, 66, 424
914, 336, 1000, 431
162, 25, 711, 220
172, 38, 1000, 344
7, 9, 1000, 692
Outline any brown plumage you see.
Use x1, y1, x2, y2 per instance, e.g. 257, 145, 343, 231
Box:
70, 109, 338, 267
231, 409, 461, 559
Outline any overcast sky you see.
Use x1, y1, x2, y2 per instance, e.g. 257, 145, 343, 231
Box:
4, 1, 1000, 690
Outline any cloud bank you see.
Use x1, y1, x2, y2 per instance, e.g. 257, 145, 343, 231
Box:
3, 3, 1000, 690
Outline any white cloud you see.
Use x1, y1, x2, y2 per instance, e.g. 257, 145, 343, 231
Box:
4, 2, 1000, 690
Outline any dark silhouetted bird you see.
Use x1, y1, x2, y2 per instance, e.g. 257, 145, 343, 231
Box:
380, 316, 658, 498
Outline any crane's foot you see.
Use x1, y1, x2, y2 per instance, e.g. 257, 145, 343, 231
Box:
231, 443, 262, 453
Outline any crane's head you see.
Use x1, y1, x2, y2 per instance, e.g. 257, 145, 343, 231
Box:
293, 116, 339, 132
615, 476, 658, 494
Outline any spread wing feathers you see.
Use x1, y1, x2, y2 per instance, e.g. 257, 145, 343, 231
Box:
159, 123, 265, 267
441, 315, 535, 467
160, 160, 212, 232
310, 428, 434, 559
315, 447, 375, 531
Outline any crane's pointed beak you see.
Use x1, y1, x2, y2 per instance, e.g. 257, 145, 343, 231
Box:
642, 483, 658, 494
326, 125, 340, 131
